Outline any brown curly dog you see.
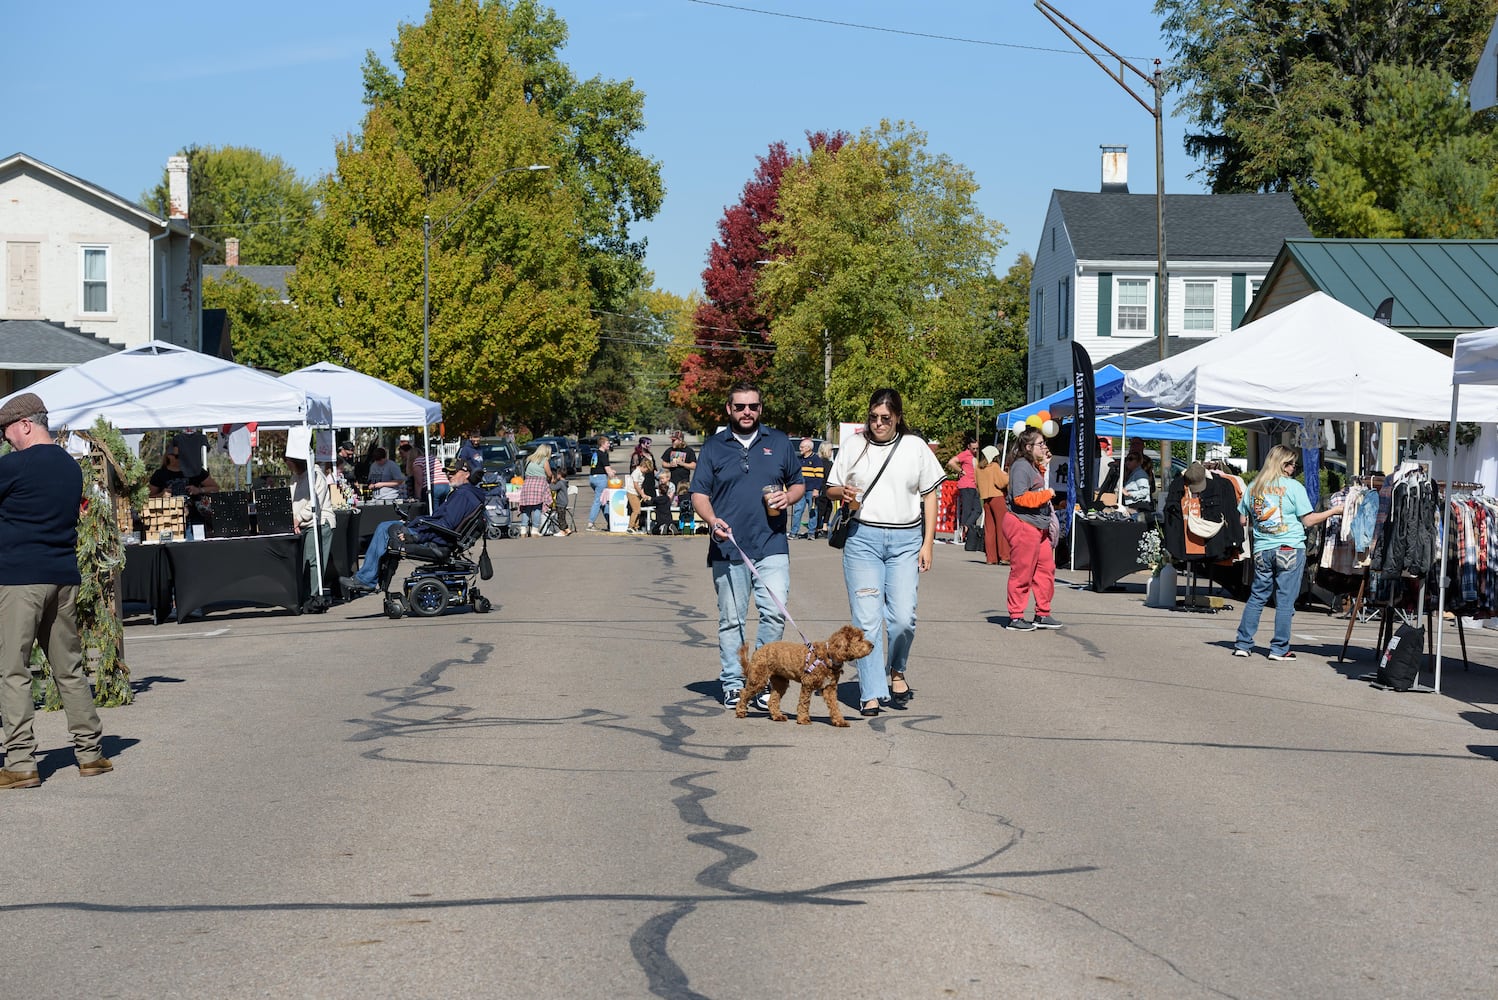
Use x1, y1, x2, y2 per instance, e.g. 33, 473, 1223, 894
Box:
734, 625, 874, 726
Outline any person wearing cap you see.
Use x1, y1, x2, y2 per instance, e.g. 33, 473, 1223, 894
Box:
975, 444, 1011, 565
0, 393, 111, 788
660, 431, 696, 493
1231, 446, 1343, 661
336, 440, 358, 486
340, 456, 486, 595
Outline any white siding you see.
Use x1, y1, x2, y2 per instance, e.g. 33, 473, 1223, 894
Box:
0, 165, 201, 350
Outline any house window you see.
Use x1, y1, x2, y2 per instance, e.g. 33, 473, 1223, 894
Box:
81, 246, 110, 314
1117, 278, 1149, 332
1184, 280, 1216, 332
1034, 288, 1044, 344
1250, 279, 1263, 301
1057, 277, 1070, 339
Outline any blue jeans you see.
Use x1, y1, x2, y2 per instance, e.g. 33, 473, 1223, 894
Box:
842, 522, 923, 702
588, 474, 609, 526
791, 495, 819, 536
1235, 546, 1306, 656
710, 553, 789, 693
354, 520, 402, 587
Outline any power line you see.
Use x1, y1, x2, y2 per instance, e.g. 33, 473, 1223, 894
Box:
684, 0, 1142, 58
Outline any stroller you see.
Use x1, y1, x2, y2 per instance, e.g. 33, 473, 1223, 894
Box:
378, 505, 495, 619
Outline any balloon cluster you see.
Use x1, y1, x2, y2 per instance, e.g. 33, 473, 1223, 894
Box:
1011, 410, 1058, 438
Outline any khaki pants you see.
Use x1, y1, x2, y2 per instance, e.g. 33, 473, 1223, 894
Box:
0, 584, 104, 772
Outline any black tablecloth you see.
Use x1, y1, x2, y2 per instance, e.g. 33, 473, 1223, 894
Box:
323, 508, 362, 599
120, 545, 173, 623
164, 535, 304, 619
1075, 519, 1150, 592
355, 502, 420, 550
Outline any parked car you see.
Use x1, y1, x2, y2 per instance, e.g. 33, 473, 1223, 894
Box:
563, 437, 584, 474
475, 438, 519, 483
517, 436, 573, 476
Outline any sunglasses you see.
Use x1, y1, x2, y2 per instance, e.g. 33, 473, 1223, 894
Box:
738, 446, 750, 474
729, 402, 761, 412
869, 413, 894, 424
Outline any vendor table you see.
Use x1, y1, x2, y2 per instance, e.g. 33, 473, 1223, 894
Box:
165, 535, 305, 619
1074, 518, 1150, 592
324, 508, 363, 599
120, 545, 173, 624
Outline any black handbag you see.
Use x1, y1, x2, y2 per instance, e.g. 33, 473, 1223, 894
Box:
828, 436, 901, 550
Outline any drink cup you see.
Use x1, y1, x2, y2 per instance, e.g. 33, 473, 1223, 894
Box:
762, 483, 783, 511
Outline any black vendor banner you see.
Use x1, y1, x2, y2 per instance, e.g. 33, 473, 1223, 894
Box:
1071, 342, 1097, 511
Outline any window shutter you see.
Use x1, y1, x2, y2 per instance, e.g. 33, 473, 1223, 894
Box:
1231, 273, 1246, 327
1097, 272, 1112, 336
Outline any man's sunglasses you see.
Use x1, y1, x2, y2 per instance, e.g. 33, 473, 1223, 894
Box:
730, 402, 761, 412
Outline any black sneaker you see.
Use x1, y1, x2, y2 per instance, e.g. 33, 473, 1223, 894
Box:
1006, 619, 1037, 632
722, 688, 743, 708
1032, 616, 1063, 629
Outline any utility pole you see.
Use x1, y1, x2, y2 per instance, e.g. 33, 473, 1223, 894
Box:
1035, 2, 1168, 362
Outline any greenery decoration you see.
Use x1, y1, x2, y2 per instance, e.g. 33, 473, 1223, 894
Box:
32, 418, 142, 709
1410, 422, 1481, 454
1137, 526, 1167, 578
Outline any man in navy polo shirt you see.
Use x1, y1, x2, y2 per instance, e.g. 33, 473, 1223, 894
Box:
690, 381, 804, 707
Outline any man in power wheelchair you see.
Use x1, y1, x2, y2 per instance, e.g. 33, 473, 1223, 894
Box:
339, 457, 494, 618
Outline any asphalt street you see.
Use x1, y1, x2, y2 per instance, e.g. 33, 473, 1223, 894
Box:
6, 528, 1498, 999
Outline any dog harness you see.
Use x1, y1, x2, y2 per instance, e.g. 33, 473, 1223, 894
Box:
803, 645, 826, 673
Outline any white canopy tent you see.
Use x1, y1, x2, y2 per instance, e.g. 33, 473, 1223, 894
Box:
1122, 292, 1498, 423
278, 361, 441, 427
0, 340, 335, 599
278, 361, 445, 513
1435, 328, 1498, 691
0, 340, 332, 430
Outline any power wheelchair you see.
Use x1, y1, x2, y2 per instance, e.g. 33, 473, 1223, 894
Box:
376, 504, 495, 619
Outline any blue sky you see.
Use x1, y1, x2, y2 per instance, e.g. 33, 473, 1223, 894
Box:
5, 0, 1198, 298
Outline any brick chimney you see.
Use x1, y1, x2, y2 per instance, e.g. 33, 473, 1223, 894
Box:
1100, 144, 1129, 194
225, 238, 240, 267
167, 155, 190, 219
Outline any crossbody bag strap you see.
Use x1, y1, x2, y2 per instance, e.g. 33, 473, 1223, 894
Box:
851, 434, 902, 520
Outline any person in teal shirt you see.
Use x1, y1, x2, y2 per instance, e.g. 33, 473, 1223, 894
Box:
1232, 446, 1342, 661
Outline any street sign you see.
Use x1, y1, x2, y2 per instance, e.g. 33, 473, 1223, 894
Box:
959, 398, 994, 407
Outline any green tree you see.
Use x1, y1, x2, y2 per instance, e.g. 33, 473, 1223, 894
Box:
755, 121, 1007, 437
927, 254, 1032, 443
291, 0, 660, 431
143, 145, 316, 265
1155, 0, 1498, 192
203, 272, 307, 374
1297, 64, 1498, 238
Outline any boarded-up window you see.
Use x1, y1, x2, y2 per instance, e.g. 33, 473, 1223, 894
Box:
6, 242, 40, 316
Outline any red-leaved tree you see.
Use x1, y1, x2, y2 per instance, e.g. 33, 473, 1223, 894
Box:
674, 132, 845, 429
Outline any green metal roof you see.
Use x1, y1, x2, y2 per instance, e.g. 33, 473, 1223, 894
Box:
1271, 239, 1498, 333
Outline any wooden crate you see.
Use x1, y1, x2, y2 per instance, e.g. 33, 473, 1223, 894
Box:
140, 496, 187, 543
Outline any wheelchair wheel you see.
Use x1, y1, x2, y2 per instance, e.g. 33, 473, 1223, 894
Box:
408, 578, 450, 617
384, 595, 406, 620
472, 589, 492, 614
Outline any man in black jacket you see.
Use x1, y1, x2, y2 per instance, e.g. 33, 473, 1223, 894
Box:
341, 458, 486, 595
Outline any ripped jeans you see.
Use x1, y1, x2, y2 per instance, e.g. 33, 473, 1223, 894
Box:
1234, 545, 1306, 657
841, 521, 923, 703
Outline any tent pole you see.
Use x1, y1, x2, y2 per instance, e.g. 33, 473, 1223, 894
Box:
1190, 402, 1199, 459
306, 423, 325, 602
423, 426, 434, 516
1116, 403, 1129, 514
1434, 390, 1461, 693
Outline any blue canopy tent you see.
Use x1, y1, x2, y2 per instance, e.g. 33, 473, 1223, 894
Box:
996, 366, 1225, 447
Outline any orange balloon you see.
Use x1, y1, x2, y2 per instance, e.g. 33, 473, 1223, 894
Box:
1037, 410, 1051, 423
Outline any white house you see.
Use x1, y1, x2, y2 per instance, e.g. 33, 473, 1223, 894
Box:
1026, 147, 1312, 400
0, 153, 214, 369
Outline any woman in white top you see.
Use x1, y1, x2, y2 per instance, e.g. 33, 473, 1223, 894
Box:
626, 456, 654, 533
826, 389, 947, 716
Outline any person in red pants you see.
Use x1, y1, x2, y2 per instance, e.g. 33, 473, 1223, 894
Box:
1001, 428, 1062, 631
976, 444, 1010, 565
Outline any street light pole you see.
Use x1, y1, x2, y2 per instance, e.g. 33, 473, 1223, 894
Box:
422, 163, 550, 401
1035, 1, 1168, 361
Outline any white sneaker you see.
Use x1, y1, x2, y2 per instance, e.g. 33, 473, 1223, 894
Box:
753, 689, 772, 711
722, 688, 743, 708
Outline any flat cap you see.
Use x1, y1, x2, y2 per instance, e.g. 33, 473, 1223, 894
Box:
0, 392, 46, 430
